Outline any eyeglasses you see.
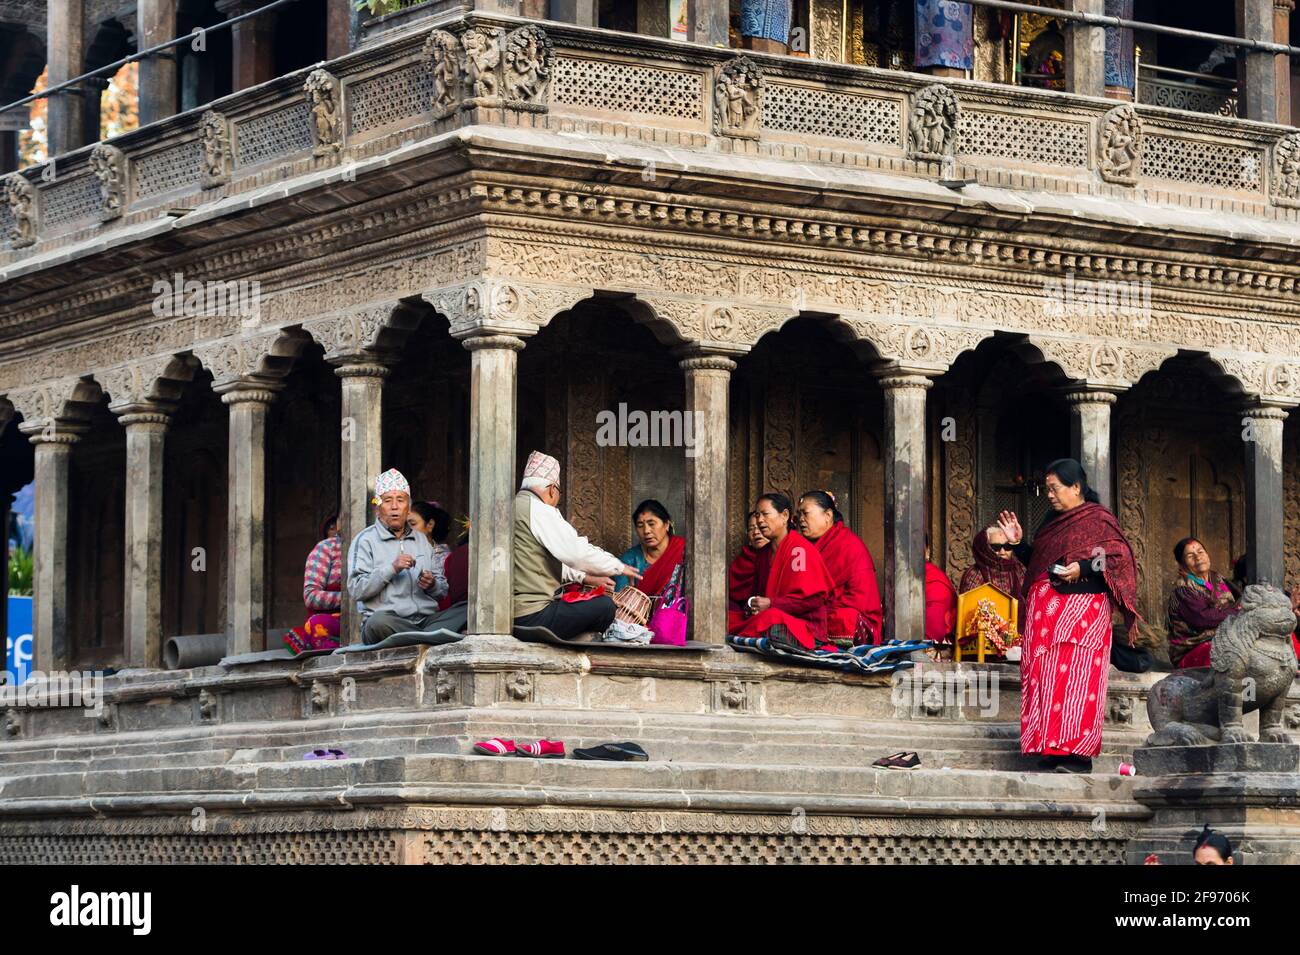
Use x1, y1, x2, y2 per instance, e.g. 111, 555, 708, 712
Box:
989, 543, 1014, 552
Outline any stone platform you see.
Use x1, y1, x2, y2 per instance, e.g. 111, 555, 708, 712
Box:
0, 636, 1289, 864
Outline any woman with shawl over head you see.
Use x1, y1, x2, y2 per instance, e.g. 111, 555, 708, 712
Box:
797, 490, 882, 645
959, 525, 1028, 632
727, 492, 836, 650
997, 459, 1140, 774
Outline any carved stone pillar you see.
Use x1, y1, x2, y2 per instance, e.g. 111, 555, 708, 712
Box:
1239, 0, 1280, 123
462, 335, 526, 636
681, 351, 736, 644
915, 0, 973, 77
1103, 0, 1135, 100
23, 431, 81, 672
878, 372, 933, 644
218, 384, 278, 655
1063, 0, 1106, 98
335, 360, 390, 646
1064, 388, 1118, 511
118, 410, 170, 668
689, 0, 732, 47
46, 0, 86, 155
137, 0, 180, 126
549, 0, 597, 24
1244, 405, 1289, 586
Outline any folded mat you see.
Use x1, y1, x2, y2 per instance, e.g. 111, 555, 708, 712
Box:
219, 647, 336, 667
512, 625, 716, 651
726, 636, 930, 674
334, 630, 465, 652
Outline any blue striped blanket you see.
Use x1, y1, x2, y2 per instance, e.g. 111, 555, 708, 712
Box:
726, 636, 931, 675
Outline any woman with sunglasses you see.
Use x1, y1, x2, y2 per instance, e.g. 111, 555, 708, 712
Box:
959, 525, 1027, 631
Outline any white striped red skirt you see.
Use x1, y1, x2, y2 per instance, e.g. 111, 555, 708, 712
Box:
1020, 577, 1113, 758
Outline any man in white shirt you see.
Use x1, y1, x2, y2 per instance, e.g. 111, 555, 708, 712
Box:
513, 450, 642, 640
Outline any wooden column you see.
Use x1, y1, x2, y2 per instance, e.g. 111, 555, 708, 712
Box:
217, 384, 277, 655
216, 0, 278, 92
118, 410, 170, 668
1064, 389, 1118, 511
46, 0, 86, 156
1103, 0, 1136, 100
878, 371, 932, 644
462, 335, 524, 636
1240, 0, 1280, 123
335, 360, 389, 646
1065, 0, 1106, 98
137, 0, 179, 126
1275, 1, 1295, 125
681, 352, 735, 644
1244, 405, 1289, 587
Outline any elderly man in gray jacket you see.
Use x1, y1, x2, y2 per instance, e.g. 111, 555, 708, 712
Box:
348, 468, 466, 643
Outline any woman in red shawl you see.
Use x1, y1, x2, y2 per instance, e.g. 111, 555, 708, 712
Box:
614, 499, 686, 597
997, 458, 1140, 775
960, 525, 1027, 631
728, 492, 835, 650
797, 490, 882, 645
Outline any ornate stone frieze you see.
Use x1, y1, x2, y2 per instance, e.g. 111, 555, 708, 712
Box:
462, 27, 503, 105
907, 85, 959, 162
304, 68, 344, 157
302, 301, 400, 360
422, 23, 553, 118
501, 24, 553, 112
713, 57, 763, 140
430, 279, 591, 338
191, 329, 300, 389
97, 356, 195, 413
1272, 133, 1300, 209
3, 173, 37, 248
1099, 104, 1143, 186
1212, 353, 1300, 406
8, 377, 97, 434
200, 110, 233, 189
88, 144, 126, 221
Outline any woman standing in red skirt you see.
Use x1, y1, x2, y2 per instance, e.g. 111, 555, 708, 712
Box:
997, 459, 1140, 774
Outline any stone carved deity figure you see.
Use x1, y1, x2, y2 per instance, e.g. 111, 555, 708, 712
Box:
908, 84, 959, 160
88, 143, 125, 221
713, 57, 762, 139
200, 111, 231, 187
4, 173, 36, 247
304, 69, 342, 156
1100, 104, 1142, 185
503, 24, 553, 107
424, 29, 462, 117
462, 29, 501, 101
1273, 134, 1300, 206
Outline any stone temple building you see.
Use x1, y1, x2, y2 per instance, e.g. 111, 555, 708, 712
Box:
0, 0, 1297, 863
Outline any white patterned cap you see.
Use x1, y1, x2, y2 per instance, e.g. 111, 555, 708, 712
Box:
373, 468, 411, 498
521, 450, 560, 490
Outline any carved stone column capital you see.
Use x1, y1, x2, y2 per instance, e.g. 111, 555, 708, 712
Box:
116, 410, 171, 431
333, 360, 393, 380
1061, 388, 1121, 407
678, 352, 737, 375
875, 371, 936, 392
460, 334, 526, 353
22, 428, 82, 447
217, 382, 281, 406
1242, 404, 1292, 421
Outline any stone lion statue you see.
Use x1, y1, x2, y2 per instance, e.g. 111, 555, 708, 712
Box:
1145, 584, 1297, 747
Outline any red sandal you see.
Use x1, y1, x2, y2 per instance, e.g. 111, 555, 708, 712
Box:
472, 738, 516, 756
515, 740, 565, 759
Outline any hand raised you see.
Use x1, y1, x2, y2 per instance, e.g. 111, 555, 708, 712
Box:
996, 509, 1023, 545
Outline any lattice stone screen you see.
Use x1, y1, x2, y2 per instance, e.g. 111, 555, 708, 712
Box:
1140, 134, 1263, 192
133, 141, 202, 200
957, 110, 1090, 167
236, 102, 314, 167
763, 83, 903, 146
551, 57, 704, 121
40, 174, 100, 229
349, 62, 436, 135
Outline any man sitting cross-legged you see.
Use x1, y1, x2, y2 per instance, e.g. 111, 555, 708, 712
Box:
347, 468, 466, 644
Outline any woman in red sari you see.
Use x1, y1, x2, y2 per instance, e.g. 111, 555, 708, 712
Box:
797, 490, 882, 644
997, 458, 1139, 774
728, 492, 835, 650
614, 499, 686, 597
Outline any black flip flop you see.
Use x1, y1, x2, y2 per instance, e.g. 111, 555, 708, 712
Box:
573, 742, 649, 761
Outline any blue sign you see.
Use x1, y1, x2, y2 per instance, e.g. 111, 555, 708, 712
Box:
5, 595, 32, 684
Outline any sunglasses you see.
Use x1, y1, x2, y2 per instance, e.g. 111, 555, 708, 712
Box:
989, 543, 1015, 552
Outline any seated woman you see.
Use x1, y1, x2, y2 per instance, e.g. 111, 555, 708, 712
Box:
959, 525, 1027, 630
1166, 537, 1240, 669
925, 536, 957, 645
797, 490, 881, 645
727, 492, 835, 650
285, 512, 343, 655
410, 500, 453, 603
614, 499, 686, 597
728, 511, 766, 612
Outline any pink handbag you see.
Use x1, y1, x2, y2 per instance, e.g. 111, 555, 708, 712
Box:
649, 565, 688, 646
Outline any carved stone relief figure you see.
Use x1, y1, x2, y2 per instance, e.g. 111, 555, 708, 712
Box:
3, 173, 36, 248
199, 111, 232, 189
1272, 133, 1300, 208
462, 28, 502, 104
424, 29, 463, 119
907, 84, 959, 161
88, 143, 126, 221
713, 57, 763, 139
304, 69, 343, 156
1099, 103, 1142, 186
502, 24, 553, 111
